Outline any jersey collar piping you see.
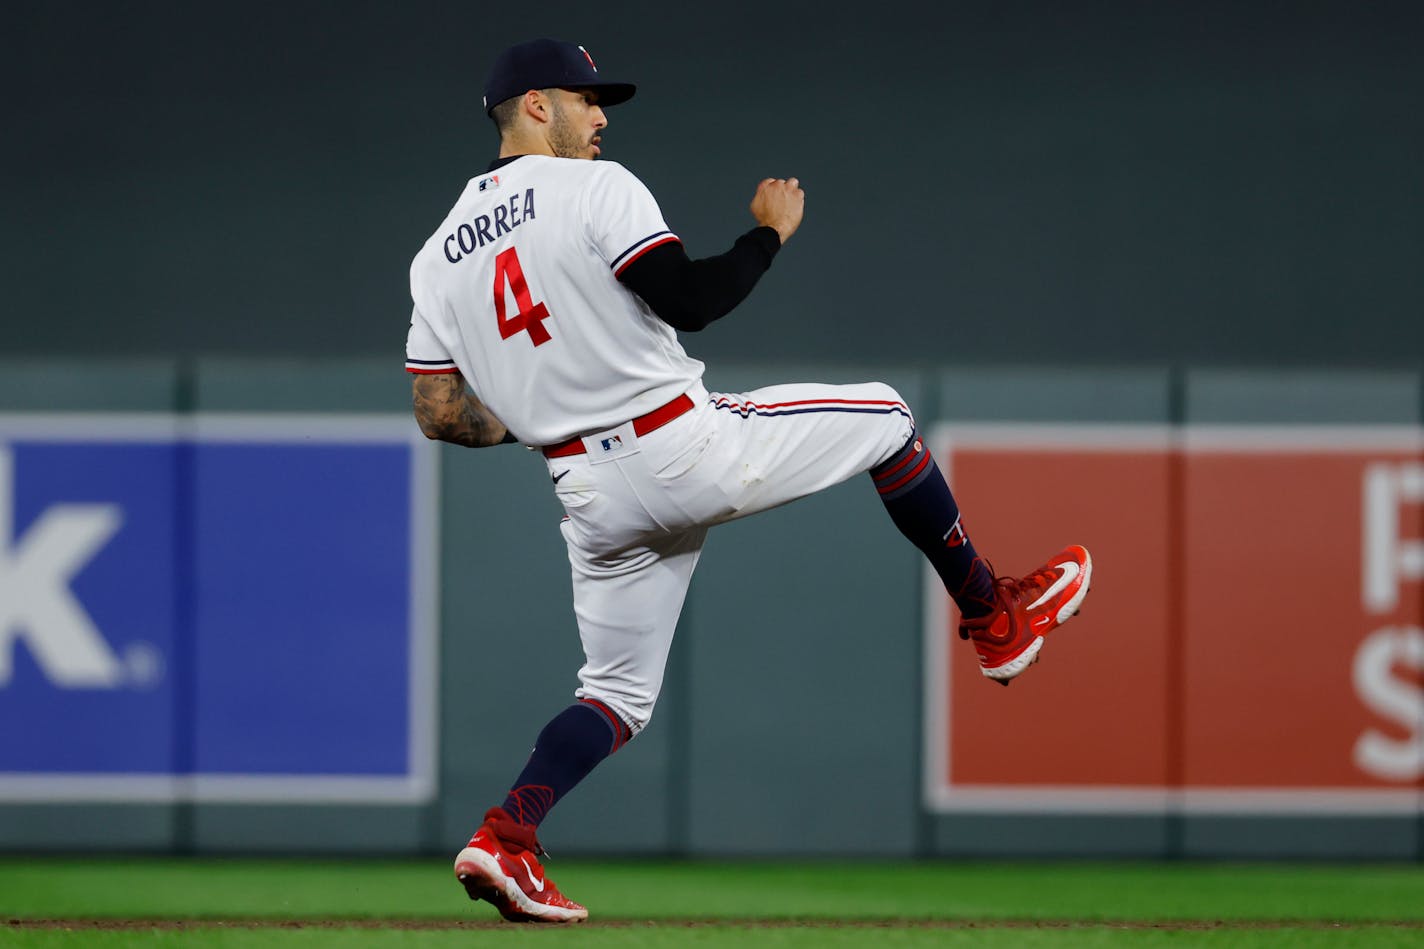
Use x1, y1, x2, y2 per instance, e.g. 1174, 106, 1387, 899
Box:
488, 155, 528, 173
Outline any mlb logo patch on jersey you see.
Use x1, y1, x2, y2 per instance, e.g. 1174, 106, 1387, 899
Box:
479, 175, 501, 193
600, 435, 623, 452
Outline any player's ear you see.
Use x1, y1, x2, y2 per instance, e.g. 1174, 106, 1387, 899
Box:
523, 89, 551, 124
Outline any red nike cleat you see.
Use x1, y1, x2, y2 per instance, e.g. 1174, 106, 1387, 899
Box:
958, 545, 1092, 684
453, 808, 587, 923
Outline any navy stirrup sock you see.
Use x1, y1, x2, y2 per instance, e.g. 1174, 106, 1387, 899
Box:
501, 699, 632, 828
870, 430, 996, 619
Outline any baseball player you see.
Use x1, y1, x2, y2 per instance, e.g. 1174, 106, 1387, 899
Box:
406, 39, 1092, 923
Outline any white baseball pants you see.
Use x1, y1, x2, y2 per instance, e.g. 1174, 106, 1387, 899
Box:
546, 380, 915, 732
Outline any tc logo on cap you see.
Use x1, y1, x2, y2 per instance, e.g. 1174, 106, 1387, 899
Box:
483, 39, 636, 116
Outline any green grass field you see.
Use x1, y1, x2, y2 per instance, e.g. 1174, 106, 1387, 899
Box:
4, 858, 1424, 947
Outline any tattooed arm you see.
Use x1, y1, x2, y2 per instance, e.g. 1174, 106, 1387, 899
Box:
411, 372, 512, 447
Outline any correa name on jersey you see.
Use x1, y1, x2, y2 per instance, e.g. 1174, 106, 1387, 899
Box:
443, 187, 537, 263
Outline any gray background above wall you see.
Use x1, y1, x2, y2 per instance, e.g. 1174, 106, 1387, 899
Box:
4, 1, 1421, 367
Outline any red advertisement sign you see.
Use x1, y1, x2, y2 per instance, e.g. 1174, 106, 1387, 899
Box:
924, 424, 1424, 814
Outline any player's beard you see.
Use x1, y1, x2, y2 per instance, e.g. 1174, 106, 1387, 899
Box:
548, 101, 596, 160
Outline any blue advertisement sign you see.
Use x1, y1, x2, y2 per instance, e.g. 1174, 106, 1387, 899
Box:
0, 416, 436, 803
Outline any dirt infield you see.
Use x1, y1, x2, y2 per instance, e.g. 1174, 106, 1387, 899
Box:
9, 918, 1424, 931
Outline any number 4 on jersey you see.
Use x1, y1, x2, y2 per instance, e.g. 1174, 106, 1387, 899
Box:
493, 247, 553, 346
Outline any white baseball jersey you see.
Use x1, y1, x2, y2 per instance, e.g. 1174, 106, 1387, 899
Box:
406, 156, 704, 447
405, 153, 921, 737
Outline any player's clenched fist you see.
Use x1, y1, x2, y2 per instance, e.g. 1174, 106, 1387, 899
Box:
750, 177, 804, 244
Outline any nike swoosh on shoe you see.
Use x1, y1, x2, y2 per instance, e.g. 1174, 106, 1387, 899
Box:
1027, 561, 1080, 610
519, 855, 545, 893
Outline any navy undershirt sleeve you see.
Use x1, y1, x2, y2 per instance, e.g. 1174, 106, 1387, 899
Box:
618, 226, 782, 332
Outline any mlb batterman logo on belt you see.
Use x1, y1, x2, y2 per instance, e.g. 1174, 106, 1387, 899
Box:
405, 37, 1094, 923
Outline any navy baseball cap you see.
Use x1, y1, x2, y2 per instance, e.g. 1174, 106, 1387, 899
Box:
483, 39, 636, 115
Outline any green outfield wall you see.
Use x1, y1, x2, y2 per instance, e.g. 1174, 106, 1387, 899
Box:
0, 360, 1419, 860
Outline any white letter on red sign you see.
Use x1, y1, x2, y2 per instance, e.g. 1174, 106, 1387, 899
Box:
1351, 626, 1424, 782
1362, 463, 1424, 614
